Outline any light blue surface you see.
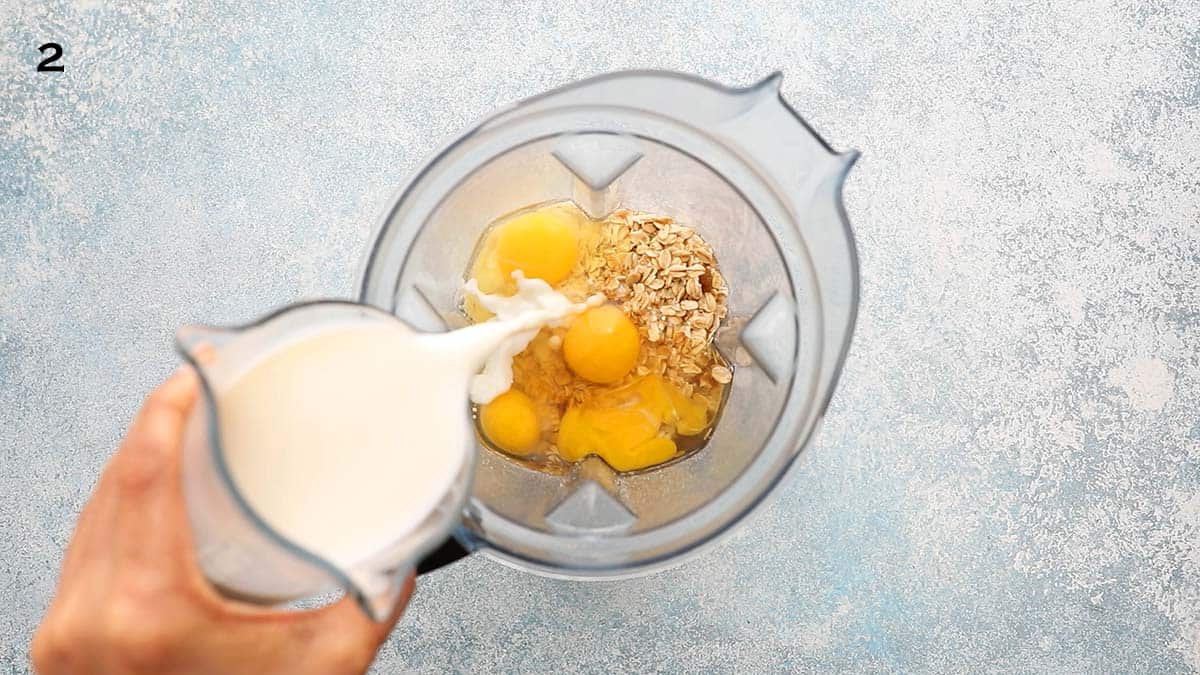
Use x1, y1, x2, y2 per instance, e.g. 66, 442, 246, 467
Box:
2, 1, 1198, 672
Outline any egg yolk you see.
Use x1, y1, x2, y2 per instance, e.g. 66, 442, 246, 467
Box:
668, 386, 709, 436
555, 375, 711, 472
496, 211, 577, 286
563, 305, 640, 384
478, 389, 540, 455
557, 405, 675, 472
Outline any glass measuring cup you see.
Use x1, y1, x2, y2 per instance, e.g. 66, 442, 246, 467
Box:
176, 301, 475, 620
359, 71, 860, 576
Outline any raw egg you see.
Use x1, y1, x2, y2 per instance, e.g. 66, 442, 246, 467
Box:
496, 211, 577, 286
557, 404, 674, 472
563, 305, 640, 384
554, 375, 707, 472
478, 389, 540, 455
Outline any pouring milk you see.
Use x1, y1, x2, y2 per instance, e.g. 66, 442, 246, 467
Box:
214, 273, 601, 568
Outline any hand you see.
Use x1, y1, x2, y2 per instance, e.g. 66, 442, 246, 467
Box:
31, 367, 412, 674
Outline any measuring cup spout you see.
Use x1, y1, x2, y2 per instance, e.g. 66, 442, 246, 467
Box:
346, 567, 413, 622
175, 324, 240, 365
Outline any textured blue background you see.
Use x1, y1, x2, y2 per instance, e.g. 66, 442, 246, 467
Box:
2, 1, 1198, 672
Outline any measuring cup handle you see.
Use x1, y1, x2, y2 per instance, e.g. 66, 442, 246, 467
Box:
416, 537, 471, 575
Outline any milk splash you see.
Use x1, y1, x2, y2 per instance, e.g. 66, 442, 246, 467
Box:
463, 271, 603, 404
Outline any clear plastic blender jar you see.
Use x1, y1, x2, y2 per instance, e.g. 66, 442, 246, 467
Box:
358, 70, 859, 578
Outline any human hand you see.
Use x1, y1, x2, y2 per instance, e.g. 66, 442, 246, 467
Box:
31, 366, 412, 674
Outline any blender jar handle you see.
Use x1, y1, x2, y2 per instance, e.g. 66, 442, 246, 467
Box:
416, 535, 472, 575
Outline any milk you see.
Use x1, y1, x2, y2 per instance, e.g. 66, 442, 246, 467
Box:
215, 275, 598, 568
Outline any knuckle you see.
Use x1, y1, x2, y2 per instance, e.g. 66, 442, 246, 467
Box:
124, 414, 174, 454
110, 445, 170, 493
142, 387, 179, 418
31, 616, 92, 673
324, 639, 374, 675
129, 397, 183, 452
104, 601, 181, 670
30, 626, 64, 672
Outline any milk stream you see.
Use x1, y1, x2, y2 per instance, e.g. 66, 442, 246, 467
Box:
217, 274, 599, 568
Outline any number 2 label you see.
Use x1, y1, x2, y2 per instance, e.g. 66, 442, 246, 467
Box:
37, 43, 64, 72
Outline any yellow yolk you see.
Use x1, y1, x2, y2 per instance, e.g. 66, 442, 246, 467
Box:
555, 375, 711, 472
668, 386, 709, 436
563, 305, 640, 384
478, 389, 540, 455
496, 211, 577, 286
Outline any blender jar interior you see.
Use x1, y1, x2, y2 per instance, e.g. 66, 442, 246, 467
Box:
359, 72, 856, 576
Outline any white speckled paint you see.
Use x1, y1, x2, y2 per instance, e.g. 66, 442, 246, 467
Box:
1, 1, 1198, 672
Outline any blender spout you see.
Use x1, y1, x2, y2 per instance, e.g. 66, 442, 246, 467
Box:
838, 148, 861, 172
719, 69, 856, 188
749, 71, 783, 95
823, 147, 861, 196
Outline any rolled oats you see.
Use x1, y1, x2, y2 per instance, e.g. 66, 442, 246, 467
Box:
587, 209, 733, 414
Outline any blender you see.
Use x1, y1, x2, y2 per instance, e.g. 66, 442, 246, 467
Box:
359, 70, 859, 578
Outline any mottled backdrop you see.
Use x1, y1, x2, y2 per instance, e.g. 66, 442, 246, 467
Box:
1, 0, 1198, 672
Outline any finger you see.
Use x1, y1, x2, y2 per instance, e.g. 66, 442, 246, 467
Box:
60, 368, 199, 578
124, 365, 200, 458
55, 482, 116, 578
189, 343, 217, 365
105, 367, 200, 560
110, 366, 198, 493
211, 578, 417, 675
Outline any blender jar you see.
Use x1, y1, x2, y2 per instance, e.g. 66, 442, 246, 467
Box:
359, 70, 859, 577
